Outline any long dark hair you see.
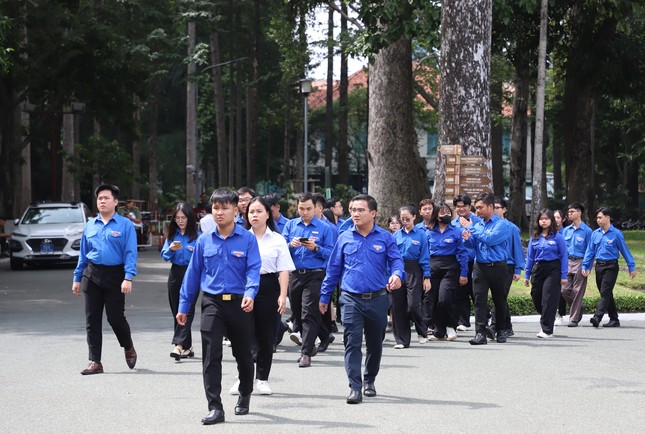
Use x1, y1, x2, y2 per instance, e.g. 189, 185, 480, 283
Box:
244, 196, 277, 232
322, 208, 336, 224
165, 202, 198, 242
531, 208, 557, 239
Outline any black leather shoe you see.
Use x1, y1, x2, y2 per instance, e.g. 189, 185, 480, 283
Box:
496, 330, 507, 343
201, 409, 225, 425
234, 394, 250, 415
590, 316, 600, 328
469, 333, 488, 345
317, 334, 336, 352
347, 389, 362, 404
485, 326, 495, 340
363, 383, 376, 397
603, 319, 620, 328
567, 321, 578, 328
506, 328, 515, 337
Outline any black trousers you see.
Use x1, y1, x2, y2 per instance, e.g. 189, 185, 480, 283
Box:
288, 270, 327, 356
391, 260, 426, 345
454, 261, 475, 327
594, 261, 619, 321
253, 273, 279, 380
201, 292, 254, 411
530, 260, 562, 334
429, 256, 459, 337
82, 262, 133, 362
168, 264, 197, 348
490, 264, 515, 332
472, 262, 508, 335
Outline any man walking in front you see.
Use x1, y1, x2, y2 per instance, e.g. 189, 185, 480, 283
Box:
177, 189, 261, 425
320, 194, 404, 404
72, 184, 138, 375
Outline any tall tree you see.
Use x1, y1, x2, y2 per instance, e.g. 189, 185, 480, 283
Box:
337, 2, 349, 185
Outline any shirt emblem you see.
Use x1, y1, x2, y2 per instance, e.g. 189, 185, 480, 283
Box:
232, 250, 245, 257
548, 240, 556, 245
444, 238, 454, 243
606, 239, 613, 244
372, 244, 383, 252
576, 237, 583, 242
188, 246, 194, 251
110, 231, 121, 237
411, 240, 420, 245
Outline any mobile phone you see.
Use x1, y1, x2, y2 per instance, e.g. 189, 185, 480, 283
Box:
299, 237, 309, 242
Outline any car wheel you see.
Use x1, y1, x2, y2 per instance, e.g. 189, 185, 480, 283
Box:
10, 258, 23, 271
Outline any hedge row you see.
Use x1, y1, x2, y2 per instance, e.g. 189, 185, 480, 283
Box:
496, 295, 645, 316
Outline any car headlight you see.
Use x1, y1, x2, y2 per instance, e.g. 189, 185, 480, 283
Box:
10, 240, 23, 252
71, 239, 81, 250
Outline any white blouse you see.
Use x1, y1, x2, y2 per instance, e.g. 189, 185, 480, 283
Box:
252, 227, 296, 275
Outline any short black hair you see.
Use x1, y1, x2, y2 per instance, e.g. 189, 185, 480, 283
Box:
237, 186, 257, 197
263, 193, 281, 207
399, 204, 417, 217
210, 188, 238, 206
568, 202, 585, 214
494, 196, 507, 208
453, 194, 471, 207
325, 197, 340, 209
313, 193, 326, 207
95, 184, 120, 199
474, 192, 495, 206
352, 194, 377, 211
596, 207, 612, 219
297, 192, 315, 204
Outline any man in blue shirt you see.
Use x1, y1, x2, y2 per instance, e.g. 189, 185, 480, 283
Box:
320, 195, 404, 404
282, 192, 334, 367
235, 187, 256, 227
561, 202, 593, 327
582, 207, 637, 328
72, 184, 138, 375
460, 192, 510, 345
451, 194, 482, 331
177, 189, 261, 425
265, 193, 290, 233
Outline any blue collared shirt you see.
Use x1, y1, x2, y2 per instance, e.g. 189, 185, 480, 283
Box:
320, 224, 405, 304
274, 214, 290, 234
562, 222, 592, 258
178, 224, 261, 313
235, 213, 247, 227
582, 225, 636, 272
337, 217, 345, 228
282, 216, 334, 269
160, 229, 201, 266
73, 213, 138, 282
338, 218, 354, 234
393, 226, 430, 278
504, 220, 526, 274
323, 216, 339, 245
452, 213, 482, 261
465, 214, 509, 264
428, 224, 469, 277
525, 232, 568, 280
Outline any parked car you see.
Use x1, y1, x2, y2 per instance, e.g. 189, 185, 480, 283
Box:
9, 201, 92, 270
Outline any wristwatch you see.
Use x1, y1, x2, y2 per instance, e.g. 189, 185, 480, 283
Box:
313, 245, 320, 252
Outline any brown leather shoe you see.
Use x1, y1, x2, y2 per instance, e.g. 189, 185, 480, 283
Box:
81, 361, 104, 375
125, 346, 137, 369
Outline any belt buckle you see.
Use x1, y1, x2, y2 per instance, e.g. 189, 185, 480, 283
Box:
222, 294, 232, 301
361, 293, 371, 300
298, 269, 306, 274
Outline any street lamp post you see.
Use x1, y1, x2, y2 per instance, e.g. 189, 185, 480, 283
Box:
300, 78, 313, 192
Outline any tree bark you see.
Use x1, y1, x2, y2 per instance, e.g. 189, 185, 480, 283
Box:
209, 28, 229, 187
337, 3, 349, 185
186, 20, 198, 202
324, 6, 334, 183
368, 36, 427, 224
508, 68, 529, 228
435, 0, 493, 203
490, 80, 503, 196
148, 80, 160, 212
61, 109, 75, 201
246, 0, 261, 187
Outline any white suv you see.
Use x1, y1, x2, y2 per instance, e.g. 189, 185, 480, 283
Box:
9, 202, 92, 270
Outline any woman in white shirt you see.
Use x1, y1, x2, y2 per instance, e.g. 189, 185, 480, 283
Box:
230, 196, 295, 396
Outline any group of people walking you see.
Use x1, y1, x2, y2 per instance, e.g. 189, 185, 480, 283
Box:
71, 184, 637, 425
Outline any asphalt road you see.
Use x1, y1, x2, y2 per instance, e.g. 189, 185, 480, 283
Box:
1, 249, 644, 433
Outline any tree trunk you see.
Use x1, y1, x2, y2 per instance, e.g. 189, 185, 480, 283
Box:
246, 0, 261, 187
337, 4, 349, 185
209, 28, 228, 187
324, 6, 334, 183
508, 69, 529, 228
282, 87, 292, 186
235, 61, 244, 187
148, 81, 160, 212
61, 109, 75, 201
490, 79, 503, 196
530, 0, 548, 221
552, 124, 562, 194
435, 0, 493, 203
186, 20, 198, 202
368, 36, 427, 224
18, 109, 32, 215
131, 99, 140, 199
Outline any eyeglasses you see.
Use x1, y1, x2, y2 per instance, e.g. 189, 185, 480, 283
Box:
455, 205, 469, 209
400, 217, 413, 222
494, 206, 504, 210
175, 216, 188, 221
349, 208, 368, 214
567, 210, 580, 214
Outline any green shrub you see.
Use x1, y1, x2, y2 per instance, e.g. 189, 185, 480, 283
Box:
489, 294, 645, 316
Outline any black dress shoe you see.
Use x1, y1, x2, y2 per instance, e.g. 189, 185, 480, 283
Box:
485, 326, 495, 340
201, 409, 225, 425
234, 394, 250, 415
567, 321, 578, 328
363, 383, 376, 397
496, 330, 507, 343
603, 319, 620, 328
347, 389, 362, 404
469, 332, 488, 345
317, 334, 336, 352
506, 328, 515, 337
590, 316, 600, 328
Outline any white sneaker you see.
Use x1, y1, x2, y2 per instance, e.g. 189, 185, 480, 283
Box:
456, 325, 470, 332
229, 379, 240, 395
554, 315, 563, 326
256, 380, 272, 395
286, 321, 294, 333
418, 335, 428, 344
537, 331, 553, 339
393, 344, 405, 349
428, 335, 446, 341
290, 332, 302, 346
223, 337, 232, 347
446, 327, 457, 341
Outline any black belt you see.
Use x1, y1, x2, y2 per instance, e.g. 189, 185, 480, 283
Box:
596, 260, 618, 266
568, 256, 583, 260
208, 293, 244, 301
89, 261, 124, 270
296, 268, 325, 274
343, 288, 387, 300
478, 261, 506, 267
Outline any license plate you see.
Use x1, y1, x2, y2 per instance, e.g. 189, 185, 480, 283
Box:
40, 240, 54, 254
